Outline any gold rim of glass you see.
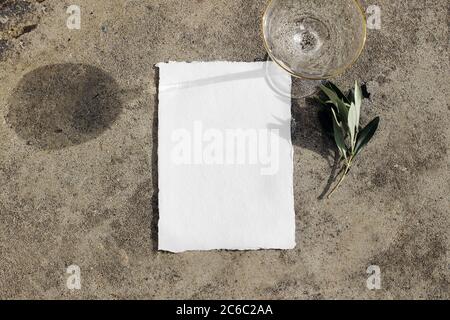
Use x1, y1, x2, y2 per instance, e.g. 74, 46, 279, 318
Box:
261, 0, 367, 80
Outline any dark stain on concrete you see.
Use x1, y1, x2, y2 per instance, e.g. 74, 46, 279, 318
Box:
0, 0, 33, 22
111, 179, 153, 255
368, 224, 448, 298
5, 63, 122, 149
0, 39, 8, 59
13, 23, 37, 38
0, 0, 37, 38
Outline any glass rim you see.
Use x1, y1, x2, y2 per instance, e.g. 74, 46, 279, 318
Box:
261, 0, 367, 80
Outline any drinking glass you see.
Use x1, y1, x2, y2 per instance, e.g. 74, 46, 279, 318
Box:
262, 0, 366, 97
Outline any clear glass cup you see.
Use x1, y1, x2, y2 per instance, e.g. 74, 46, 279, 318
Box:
262, 0, 366, 97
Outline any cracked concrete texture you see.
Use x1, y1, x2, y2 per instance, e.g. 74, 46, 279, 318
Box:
0, 0, 448, 299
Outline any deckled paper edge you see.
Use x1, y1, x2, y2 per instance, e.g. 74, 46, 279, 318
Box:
156, 61, 295, 253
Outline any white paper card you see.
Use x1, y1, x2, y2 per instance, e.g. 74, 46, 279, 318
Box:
157, 61, 295, 252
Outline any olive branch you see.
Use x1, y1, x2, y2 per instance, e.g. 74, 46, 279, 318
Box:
317, 81, 380, 198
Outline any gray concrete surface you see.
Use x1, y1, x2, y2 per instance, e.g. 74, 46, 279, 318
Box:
0, 0, 448, 299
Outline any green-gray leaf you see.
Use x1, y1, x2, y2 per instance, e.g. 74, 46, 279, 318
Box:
320, 84, 340, 105
347, 102, 358, 149
320, 85, 349, 126
346, 89, 354, 104
331, 109, 347, 159
323, 81, 351, 104
354, 81, 362, 131
355, 117, 380, 156
337, 100, 349, 127
315, 97, 332, 107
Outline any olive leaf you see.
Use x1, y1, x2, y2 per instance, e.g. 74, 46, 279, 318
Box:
315, 96, 334, 109
322, 81, 351, 105
317, 81, 380, 198
355, 117, 380, 156
331, 108, 347, 160
347, 103, 357, 150
346, 89, 354, 104
347, 82, 370, 105
346, 81, 363, 151
320, 84, 341, 106
320, 84, 349, 129
354, 81, 362, 131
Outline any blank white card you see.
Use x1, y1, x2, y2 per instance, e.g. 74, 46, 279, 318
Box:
157, 62, 295, 252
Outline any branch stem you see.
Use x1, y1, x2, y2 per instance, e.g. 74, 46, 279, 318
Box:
328, 157, 353, 198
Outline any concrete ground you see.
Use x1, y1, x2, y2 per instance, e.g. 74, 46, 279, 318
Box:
0, 0, 448, 299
